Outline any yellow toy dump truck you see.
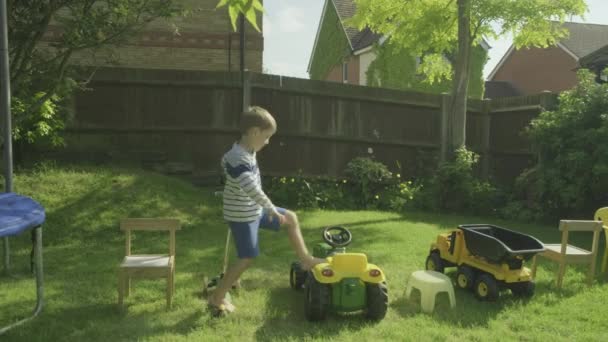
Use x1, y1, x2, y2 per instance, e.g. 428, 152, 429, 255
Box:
426, 224, 545, 301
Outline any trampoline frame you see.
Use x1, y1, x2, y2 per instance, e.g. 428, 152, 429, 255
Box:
0, 223, 44, 335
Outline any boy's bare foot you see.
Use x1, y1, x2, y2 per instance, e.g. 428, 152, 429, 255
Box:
208, 295, 236, 313
300, 256, 326, 270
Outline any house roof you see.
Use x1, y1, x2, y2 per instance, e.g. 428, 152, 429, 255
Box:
307, 0, 378, 73
488, 21, 608, 80
332, 0, 381, 51
484, 81, 523, 99
559, 22, 608, 58
579, 43, 608, 70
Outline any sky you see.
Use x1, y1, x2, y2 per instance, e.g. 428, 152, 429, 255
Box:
262, 0, 608, 80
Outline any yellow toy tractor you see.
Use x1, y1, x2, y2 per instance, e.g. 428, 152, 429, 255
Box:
426, 224, 545, 301
290, 226, 388, 321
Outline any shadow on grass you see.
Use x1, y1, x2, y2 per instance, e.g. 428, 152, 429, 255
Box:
1, 300, 207, 342
391, 266, 586, 329
254, 286, 374, 341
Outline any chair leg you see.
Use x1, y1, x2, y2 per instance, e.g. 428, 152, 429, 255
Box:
588, 257, 596, 286
125, 275, 131, 297
172, 267, 176, 295
166, 270, 173, 309
602, 249, 608, 274
118, 271, 124, 306
556, 262, 566, 289
531, 256, 538, 279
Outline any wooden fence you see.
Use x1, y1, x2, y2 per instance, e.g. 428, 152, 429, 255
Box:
55, 68, 557, 184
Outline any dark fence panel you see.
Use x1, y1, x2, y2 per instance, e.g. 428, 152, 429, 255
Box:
52, 68, 556, 184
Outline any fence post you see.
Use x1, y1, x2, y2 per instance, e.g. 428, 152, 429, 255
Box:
539, 90, 557, 111
242, 70, 251, 112
439, 92, 451, 163
480, 98, 492, 179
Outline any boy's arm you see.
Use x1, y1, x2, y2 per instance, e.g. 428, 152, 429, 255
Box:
236, 171, 275, 211
225, 161, 276, 211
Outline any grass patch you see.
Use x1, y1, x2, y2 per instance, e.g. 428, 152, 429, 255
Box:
1, 164, 607, 341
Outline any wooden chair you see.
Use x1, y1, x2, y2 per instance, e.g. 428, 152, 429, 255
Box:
118, 218, 180, 308
531, 220, 602, 289
594, 207, 608, 274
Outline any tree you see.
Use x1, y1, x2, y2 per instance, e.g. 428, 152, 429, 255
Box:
7, 0, 179, 147
349, 0, 587, 159
215, 0, 263, 32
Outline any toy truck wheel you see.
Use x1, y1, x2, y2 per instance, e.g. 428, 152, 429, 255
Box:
425, 252, 444, 273
365, 281, 388, 321
474, 274, 499, 301
290, 262, 306, 290
304, 273, 331, 321
510, 281, 535, 297
456, 266, 475, 290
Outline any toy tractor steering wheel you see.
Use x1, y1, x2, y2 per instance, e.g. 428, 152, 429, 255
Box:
323, 226, 352, 247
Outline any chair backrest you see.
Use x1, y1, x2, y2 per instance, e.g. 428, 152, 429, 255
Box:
120, 218, 181, 257
594, 207, 608, 228
559, 220, 603, 232
558, 220, 602, 255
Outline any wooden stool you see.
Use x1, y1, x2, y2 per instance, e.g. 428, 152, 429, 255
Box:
405, 270, 456, 313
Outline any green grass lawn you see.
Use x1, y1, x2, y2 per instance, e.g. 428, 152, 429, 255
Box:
1, 164, 607, 341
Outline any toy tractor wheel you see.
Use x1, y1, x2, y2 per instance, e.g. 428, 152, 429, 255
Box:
290, 261, 306, 290
455, 266, 475, 290
425, 252, 444, 273
474, 274, 499, 301
304, 273, 331, 321
365, 281, 388, 321
510, 281, 535, 298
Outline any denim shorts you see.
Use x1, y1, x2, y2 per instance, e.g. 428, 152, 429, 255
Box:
227, 207, 287, 258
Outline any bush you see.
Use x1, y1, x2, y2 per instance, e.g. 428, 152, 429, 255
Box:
415, 146, 500, 214
264, 158, 422, 211
515, 69, 608, 219
344, 157, 393, 208
264, 173, 357, 210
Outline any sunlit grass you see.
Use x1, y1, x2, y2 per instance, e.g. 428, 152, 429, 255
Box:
1, 163, 606, 341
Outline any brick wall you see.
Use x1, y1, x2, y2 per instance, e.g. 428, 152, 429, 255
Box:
42, 0, 263, 72
325, 54, 360, 84
491, 46, 578, 95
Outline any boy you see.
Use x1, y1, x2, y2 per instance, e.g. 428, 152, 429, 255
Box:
207, 106, 324, 315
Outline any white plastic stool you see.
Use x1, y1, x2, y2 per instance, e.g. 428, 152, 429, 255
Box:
405, 270, 456, 313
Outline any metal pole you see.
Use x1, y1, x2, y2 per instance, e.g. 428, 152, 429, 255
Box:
0, 0, 14, 273
239, 13, 245, 79
239, 14, 247, 112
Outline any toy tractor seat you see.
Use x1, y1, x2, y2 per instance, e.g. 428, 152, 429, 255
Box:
331, 253, 368, 273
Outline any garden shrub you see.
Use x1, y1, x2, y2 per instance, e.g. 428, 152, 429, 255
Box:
414, 146, 500, 214
508, 70, 608, 220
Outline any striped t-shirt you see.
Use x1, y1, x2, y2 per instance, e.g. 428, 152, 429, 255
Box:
222, 143, 275, 222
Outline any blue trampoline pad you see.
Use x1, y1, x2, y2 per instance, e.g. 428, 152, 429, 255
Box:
0, 192, 46, 238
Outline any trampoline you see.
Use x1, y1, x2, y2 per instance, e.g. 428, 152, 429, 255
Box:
0, 192, 45, 335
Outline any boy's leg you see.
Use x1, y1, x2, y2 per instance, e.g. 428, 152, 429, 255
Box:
208, 257, 253, 311
284, 210, 325, 270
208, 220, 259, 311
263, 209, 325, 270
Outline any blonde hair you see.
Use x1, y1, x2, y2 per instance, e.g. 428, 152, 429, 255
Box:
239, 106, 277, 135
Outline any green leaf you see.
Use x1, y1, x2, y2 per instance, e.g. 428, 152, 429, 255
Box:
244, 3, 260, 31
252, 0, 264, 12
216, 0, 230, 9
228, 4, 240, 31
